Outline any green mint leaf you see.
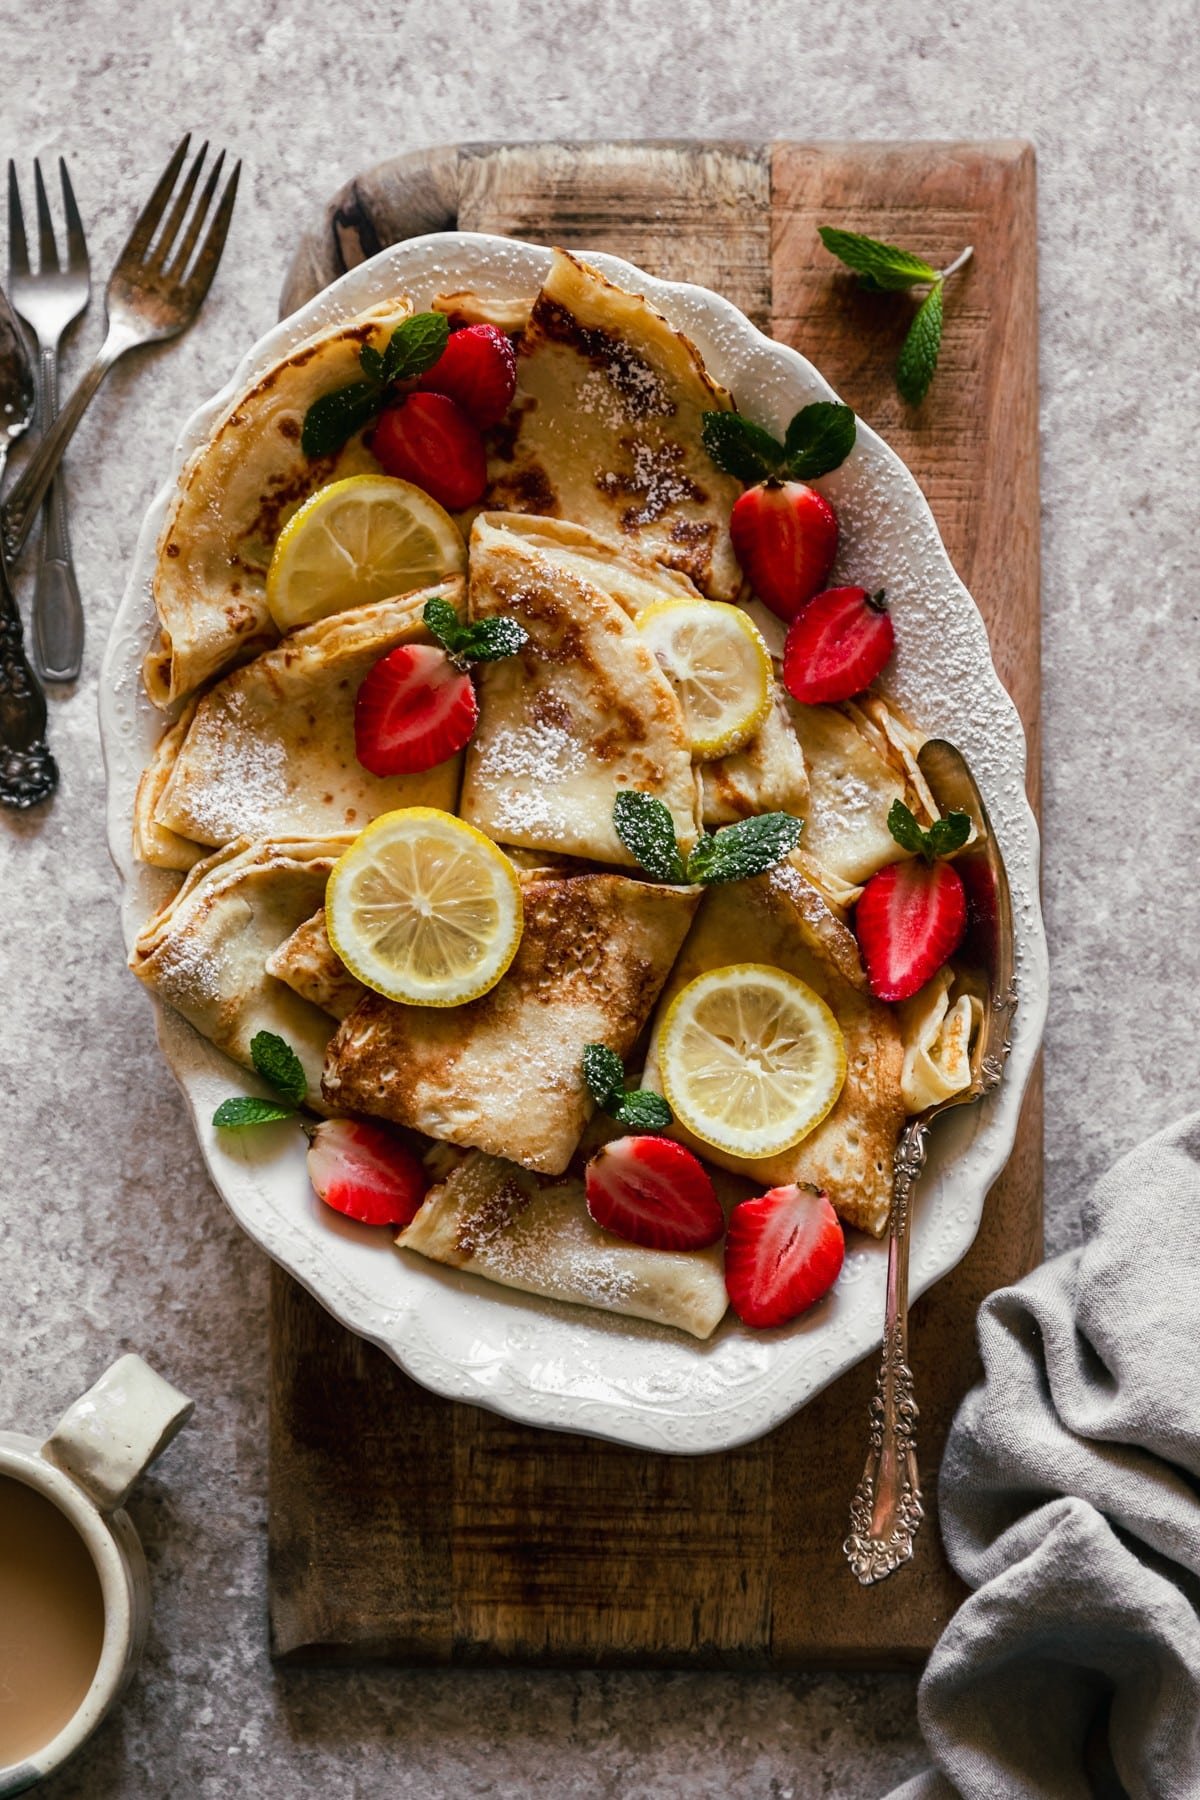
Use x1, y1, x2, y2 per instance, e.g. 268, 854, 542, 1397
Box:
896, 281, 944, 406
613, 791, 687, 884
359, 344, 387, 384
212, 1096, 295, 1130
422, 595, 468, 655
301, 380, 383, 459
926, 810, 972, 857
582, 1043, 624, 1109
686, 812, 803, 885
781, 402, 857, 481
886, 799, 929, 857
611, 1090, 674, 1131
701, 411, 784, 484
818, 226, 940, 292
250, 1030, 307, 1107
456, 616, 529, 663
382, 312, 450, 385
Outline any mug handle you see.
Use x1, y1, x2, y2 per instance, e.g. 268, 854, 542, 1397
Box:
41, 1354, 195, 1512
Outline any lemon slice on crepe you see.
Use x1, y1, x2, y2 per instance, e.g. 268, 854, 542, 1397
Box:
326, 809, 523, 1006
266, 474, 466, 630
658, 963, 846, 1158
637, 599, 771, 759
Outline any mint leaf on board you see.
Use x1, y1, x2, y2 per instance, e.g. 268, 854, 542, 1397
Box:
817, 227, 940, 292
887, 798, 971, 861
896, 280, 944, 406
422, 597, 527, 665
300, 380, 384, 459
684, 813, 803, 885
613, 791, 688, 884
611, 1090, 674, 1131
382, 312, 449, 385
701, 411, 785, 483
781, 402, 857, 482
212, 1096, 296, 1130
582, 1042, 624, 1108
250, 1031, 307, 1107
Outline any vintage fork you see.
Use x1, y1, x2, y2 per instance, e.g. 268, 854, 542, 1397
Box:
1, 136, 240, 564
7, 158, 91, 682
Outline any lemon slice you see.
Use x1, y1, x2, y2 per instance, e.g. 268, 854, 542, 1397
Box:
266, 474, 466, 630
637, 599, 771, 759
325, 809, 523, 1007
659, 963, 846, 1158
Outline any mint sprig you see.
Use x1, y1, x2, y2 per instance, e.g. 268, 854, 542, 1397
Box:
613, 791, 803, 886
818, 226, 973, 407
582, 1044, 673, 1131
301, 312, 451, 458
213, 1030, 308, 1131
423, 596, 528, 666
888, 799, 971, 861
702, 401, 855, 487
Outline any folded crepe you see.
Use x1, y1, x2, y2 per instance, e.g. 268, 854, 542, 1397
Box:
644, 862, 906, 1236
459, 513, 700, 866
484, 250, 742, 600
145, 586, 463, 854
701, 683, 809, 827
144, 299, 411, 707
397, 1151, 729, 1340
785, 700, 919, 888
130, 837, 350, 1100
899, 969, 982, 1113
323, 870, 701, 1175
266, 909, 366, 1021
131, 698, 207, 872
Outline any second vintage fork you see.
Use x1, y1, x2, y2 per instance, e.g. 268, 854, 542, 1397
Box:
8, 159, 90, 682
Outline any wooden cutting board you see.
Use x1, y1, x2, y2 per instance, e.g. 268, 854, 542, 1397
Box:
269, 139, 1042, 1666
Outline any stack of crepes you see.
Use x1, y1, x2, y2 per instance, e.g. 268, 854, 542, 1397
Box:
130, 249, 977, 1341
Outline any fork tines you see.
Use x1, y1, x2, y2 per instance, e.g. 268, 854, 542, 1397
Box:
117, 133, 241, 305
7, 157, 89, 282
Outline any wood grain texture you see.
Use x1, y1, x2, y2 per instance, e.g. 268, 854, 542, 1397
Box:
270, 138, 1042, 1667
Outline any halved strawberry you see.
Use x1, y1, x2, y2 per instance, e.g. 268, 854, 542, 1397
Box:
724, 1184, 845, 1328
729, 479, 839, 622
307, 1119, 429, 1227
585, 1135, 724, 1251
419, 322, 517, 429
354, 642, 478, 777
854, 857, 967, 1002
783, 586, 895, 704
370, 393, 488, 511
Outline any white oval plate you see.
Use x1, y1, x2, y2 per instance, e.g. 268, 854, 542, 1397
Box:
101, 233, 1047, 1454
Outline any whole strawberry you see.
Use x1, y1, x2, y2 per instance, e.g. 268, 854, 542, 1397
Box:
371, 391, 488, 512
702, 400, 857, 622
854, 801, 971, 1002
419, 322, 517, 428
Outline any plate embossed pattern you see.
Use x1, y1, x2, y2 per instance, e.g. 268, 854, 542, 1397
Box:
101, 234, 1048, 1454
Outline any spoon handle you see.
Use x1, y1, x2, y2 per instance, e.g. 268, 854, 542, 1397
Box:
844, 1120, 928, 1585
0, 548, 57, 808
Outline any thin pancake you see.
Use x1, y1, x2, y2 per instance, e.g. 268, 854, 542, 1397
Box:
149, 584, 464, 851
130, 837, 350, 1101
644, 861, 906, 1236
132, 698, 207, 872
323, 871, 701, 1175
397, 1152, 729, 1340
460, 513, 700, 866
266, 910, 366, 1021
701, 683, 809, 827
145, 300, 409, 707
484, 249, 742, 599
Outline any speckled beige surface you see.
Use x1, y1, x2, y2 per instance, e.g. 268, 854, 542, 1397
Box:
1, 1, 1197, 1794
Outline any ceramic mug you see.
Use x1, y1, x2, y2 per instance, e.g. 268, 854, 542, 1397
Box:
0, 1354, 193, 1795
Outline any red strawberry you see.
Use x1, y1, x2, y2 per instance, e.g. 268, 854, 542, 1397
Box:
355, 643, 478, 777
724, 1184, 845, 1329
307, 1119, 429, 1228
783, 586, 895, 704
419, 322, 517, 428
729, 479, 839, 622
854, 857, 967, 1003
585, 1135, 724, 1251
370, 393, 488, 511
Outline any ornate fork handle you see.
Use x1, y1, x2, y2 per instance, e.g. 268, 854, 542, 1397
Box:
0, 550, 58, 807
844, 1121, 928, 1584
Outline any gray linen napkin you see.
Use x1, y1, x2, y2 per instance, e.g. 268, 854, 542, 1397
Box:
885, 1110, 1200, 1800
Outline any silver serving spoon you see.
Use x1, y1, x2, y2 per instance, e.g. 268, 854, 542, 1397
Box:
0, 282, 56, 808
844, 738, 1017, 1585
